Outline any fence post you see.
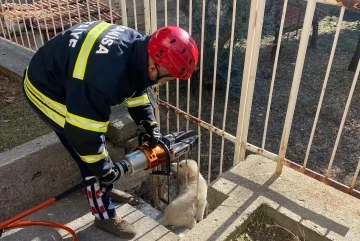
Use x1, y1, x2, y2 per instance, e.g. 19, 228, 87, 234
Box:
234, 0, 266, 165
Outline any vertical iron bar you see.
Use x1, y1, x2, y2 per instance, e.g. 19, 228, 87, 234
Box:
133, 0, 137, 28
262, 0, 289, 149
325, 40, 360, 178
219, 0, 237, 175
186, 0, 193, 132
11, 0, 24, 46
120, 0, 127, 26
276, 0, 316, 174
176, 0, 179, 132
207, 0, 221, 184
303, 6, 345, 168
18, 0, 32, 49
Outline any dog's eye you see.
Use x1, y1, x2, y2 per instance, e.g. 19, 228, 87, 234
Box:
180, 164, 183, 168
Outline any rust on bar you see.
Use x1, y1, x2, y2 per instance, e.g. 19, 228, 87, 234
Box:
283, 159, 360, 200
256, 147, 264, 154
158, 99, 236, 142
335, 0, 360, 9
159, 99, 208, 127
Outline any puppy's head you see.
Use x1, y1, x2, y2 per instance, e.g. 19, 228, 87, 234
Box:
171, 159, 199, 179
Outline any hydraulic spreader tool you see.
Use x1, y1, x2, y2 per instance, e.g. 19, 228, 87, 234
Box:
116, 130, 198, 176
0, 130, 198, 241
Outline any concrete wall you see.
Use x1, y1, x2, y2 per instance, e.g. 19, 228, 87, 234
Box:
0, 133, 81, 222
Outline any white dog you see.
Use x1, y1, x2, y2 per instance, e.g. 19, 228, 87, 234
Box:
159, 159, 208, 229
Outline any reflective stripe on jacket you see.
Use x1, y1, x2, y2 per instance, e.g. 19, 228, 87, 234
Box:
24, 21, 156, 176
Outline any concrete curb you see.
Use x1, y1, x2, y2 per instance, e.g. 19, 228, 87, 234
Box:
0, 132, 81, 222
0, 40, 33, 81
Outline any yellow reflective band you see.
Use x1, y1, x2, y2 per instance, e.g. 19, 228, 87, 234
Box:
79, 149, 107, 163
25, 74, 67, 116
24, 82, 65, 127
124, 94, 150, 107
72, 22, 112, 80
66, 112, 109, 133
141, 120, 158, 126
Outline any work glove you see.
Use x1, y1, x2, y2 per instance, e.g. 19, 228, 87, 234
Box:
100, 166, 121, 186
142, 121, 162, 148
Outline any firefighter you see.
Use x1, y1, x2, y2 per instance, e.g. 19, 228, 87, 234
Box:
23, 21, 198, 239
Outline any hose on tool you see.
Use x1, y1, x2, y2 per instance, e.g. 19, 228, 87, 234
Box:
0, 180, 95, 241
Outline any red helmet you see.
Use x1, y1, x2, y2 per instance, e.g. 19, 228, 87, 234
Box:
148, 26, 199, 80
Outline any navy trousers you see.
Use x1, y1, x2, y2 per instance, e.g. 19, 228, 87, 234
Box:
55, 131, 116, 220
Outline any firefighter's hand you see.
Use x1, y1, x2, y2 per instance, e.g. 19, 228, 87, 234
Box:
143, 121, 162, 148
100, 167, 120, 186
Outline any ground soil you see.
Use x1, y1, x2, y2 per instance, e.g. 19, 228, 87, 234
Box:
0, 72, 50, 152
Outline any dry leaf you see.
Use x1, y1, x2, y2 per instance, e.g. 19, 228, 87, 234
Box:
5, 96, 15, 103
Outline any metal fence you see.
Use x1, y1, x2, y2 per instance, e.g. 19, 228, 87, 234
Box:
1, 0, 360, 200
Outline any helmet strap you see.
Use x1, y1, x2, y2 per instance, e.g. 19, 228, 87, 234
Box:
153, 63, 174, 84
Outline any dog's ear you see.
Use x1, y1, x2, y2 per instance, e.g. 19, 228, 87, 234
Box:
186, 161, 198, 179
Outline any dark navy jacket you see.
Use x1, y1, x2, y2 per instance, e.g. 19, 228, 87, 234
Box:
24, 21, 156, 176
